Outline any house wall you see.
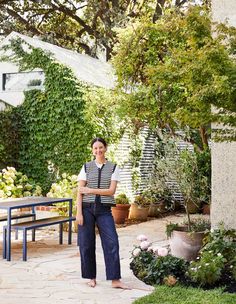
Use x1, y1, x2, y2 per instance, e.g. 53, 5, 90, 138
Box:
211, 0, 236, 229
0, 62, 24, 107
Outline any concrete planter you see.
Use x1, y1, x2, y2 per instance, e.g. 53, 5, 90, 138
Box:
169, 227, 205, 261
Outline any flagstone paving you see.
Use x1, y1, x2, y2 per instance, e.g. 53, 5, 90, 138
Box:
0, 214, 185, 304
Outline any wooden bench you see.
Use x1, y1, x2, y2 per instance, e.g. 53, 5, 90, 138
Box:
3, 216, 75, 261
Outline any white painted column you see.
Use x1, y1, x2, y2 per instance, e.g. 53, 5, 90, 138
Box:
211, 0, 236, 229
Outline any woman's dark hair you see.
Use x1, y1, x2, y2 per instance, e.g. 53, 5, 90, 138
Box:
91, 137, 107, 148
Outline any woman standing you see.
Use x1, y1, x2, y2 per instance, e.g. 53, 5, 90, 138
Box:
76, 137, 129, 289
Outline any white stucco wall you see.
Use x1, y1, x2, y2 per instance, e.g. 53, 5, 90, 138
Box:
0, 62, 25, 107
211, 0, 236, 229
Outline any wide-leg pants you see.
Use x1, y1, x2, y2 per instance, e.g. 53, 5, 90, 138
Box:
78, 202, 121, 280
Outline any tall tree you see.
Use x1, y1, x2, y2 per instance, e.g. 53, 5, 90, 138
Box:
0, 0, 198, 60
112, 5, 236, 149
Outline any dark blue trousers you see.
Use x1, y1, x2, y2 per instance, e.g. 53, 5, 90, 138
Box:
78, 202, 121, 280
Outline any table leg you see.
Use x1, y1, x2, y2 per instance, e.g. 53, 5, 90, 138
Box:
7, 209, 12, 261
68, 199, 72, 244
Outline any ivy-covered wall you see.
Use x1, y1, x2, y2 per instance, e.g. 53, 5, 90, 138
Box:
0, 107, 20, 170
0, 39, 97, 192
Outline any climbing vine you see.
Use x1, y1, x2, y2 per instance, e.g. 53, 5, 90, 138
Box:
0, 106, 20, 170
1, 38, 94, 192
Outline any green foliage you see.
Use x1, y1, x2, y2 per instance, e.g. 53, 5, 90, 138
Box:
115, 193, 130, 205
130, 246, 188, 286
202, 225, 236, 266
177, 149, 210, 209
187, 251, 226, 286
0, 1, 194, 60
150, 132, 211, 230
133, 194, 151, 208
83, 87, 124, 143
144, 255, 188, 286
0, 107, 20, 170
186, 225, 236, 287
113, 6, 236, 144
47, 173, 78, 214
0, 167, 42, 198
133, 285, 236, 304
166, 217, 211, 238
130, 248, 155, 281
1, 39, 97, 192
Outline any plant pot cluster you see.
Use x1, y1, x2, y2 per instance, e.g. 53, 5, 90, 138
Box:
112, 193, 169, 224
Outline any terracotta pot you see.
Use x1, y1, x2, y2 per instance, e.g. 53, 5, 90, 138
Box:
148, 201, 166, 217
169, 227, 205, 261
186, 201, 200, 214
112, 204, 130, 224
128, 203, 149, 221
202, 204, 210, 215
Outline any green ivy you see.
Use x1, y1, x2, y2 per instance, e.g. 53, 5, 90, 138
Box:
0, 38, 124, 192
1, 39, 95, 192
0, 107, 20, 170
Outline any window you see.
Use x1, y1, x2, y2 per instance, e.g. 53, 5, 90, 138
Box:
2, 71, 44, 92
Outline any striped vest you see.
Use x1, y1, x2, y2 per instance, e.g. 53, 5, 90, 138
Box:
82, 160, 116, 205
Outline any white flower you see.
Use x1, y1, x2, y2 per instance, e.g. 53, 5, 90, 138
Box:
140, 241, 151, 250
158, 248, 168, 257
62, 173, 67, 179
137, 234, 148, 242
217, 253, 222, 257
133, 248, 141, 256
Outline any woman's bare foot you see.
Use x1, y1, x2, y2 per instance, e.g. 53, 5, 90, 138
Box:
87, 279, 96, 287
112, 280, 131, 289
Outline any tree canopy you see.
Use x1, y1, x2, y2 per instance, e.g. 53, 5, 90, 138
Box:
112, 5, 236, 148
0, 0, 203, 60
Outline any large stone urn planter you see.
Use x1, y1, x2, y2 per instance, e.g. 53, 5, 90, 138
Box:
112, 204, 130, 224
169, 227, 205, 261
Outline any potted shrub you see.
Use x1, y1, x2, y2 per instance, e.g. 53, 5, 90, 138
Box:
129, 193, 150, 221
111, 193, 130, 224
166, 216, 210, 261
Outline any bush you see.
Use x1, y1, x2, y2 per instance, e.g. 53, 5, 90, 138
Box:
187, 251, 226, 286
144, 255, 188, 286
47, 173, 78, 214
0, 166, 42, 198
130, 235, 188, 286
115, 193, 130, 204
186, 225, 236, 288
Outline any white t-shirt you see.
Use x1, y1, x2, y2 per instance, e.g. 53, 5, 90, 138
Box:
78, 161, 120, 182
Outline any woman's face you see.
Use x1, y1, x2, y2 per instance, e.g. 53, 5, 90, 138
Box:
92, 141, 107, 158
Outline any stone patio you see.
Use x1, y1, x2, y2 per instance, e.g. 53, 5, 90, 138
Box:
0, 214, 186, 304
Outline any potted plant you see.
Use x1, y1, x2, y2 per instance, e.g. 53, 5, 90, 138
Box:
166, 216, 210, 261
166, 149, 211, 261
111, 193, 130, 224
129, 193, 150, 221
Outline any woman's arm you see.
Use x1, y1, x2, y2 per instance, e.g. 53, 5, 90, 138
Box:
76, 179, 86, 225
79, 180, 118, 196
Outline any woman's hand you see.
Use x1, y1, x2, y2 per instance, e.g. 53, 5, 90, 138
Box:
76, 213, 84, 226
79, 186, 91, 194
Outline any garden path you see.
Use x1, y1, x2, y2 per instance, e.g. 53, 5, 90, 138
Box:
0, 213, 185, 304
